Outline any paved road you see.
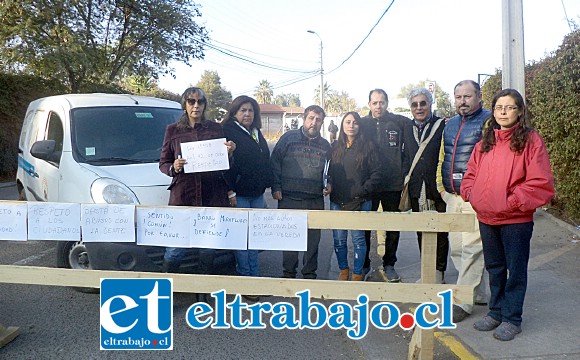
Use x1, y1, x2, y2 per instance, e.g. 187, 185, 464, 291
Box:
5, 179, 576, 359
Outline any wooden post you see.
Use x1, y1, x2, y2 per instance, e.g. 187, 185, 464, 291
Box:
408, 231, 438, 360
0, 323, 19, 348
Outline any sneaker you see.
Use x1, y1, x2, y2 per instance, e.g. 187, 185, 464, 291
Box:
493, 322, 522, 341
474, 316, 501, 331
383, 265, 401, 283
362, 266, 371, 278
282, 272, 296, 279
452, 305, 470, 323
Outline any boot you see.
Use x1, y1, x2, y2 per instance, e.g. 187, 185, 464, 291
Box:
351, 273, 364, 281
162, 260, 180, 273
338, 268, 350, 280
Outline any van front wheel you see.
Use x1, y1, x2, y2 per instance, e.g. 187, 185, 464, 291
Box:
56, 241, 98, 293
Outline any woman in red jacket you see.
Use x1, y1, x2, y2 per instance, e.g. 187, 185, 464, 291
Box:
461, 88, 554, 341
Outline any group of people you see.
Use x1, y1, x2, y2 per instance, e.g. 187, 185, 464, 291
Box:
159, 81, 554, 342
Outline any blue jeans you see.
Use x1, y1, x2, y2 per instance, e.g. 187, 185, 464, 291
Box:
479, 221, 534, 326
234, 195, 266, 276
331, 200, 371, 275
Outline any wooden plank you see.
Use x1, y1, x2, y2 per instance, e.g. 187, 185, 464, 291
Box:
0, 265, 474, 304
0, 324, 20, 349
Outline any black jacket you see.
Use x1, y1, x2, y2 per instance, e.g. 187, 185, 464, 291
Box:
223, 120, 273, 198
360, 111, 409, 192
403, 115, 445, 200
329, 140, 383, 205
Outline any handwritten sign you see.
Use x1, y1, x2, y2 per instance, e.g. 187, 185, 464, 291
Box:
81, 204, 135, 242
27, 202, 80, 241
181, 138, 229, 173
248, 210, 307, 251
136, 207, 190, 247
190, 208, 248, 250
0, 202, 27, 241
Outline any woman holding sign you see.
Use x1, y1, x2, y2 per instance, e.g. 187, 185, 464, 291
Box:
159, 87, 236, 273
222, 96, 273, 285
328, 112, 383, 281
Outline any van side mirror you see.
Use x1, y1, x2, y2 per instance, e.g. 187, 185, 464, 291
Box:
31, 140, 57, 161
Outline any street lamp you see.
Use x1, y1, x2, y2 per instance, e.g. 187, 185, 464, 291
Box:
307, 30, 324, 111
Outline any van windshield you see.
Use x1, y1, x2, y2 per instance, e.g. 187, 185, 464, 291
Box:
71, 106, 181, 165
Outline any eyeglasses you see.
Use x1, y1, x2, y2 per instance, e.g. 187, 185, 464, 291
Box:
410, 100, 428, 108
494, 105, 518, 112
186, 98, 206, 106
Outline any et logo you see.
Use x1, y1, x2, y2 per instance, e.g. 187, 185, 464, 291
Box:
100, 278, 173, 350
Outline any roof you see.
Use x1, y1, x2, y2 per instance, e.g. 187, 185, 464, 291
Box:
258, 104, 285, 114
281, 106, 304, 114
31, 93, 181, 110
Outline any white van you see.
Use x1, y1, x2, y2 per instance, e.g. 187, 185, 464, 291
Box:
16, 93, 232, 274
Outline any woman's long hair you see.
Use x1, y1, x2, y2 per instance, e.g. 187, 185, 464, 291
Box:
481, 88, 533, 153
332, 112, 377, 169
222, 95, 262, 129
177, 87, 207, 130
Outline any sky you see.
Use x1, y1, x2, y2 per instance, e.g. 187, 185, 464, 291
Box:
158, 0, 580, 109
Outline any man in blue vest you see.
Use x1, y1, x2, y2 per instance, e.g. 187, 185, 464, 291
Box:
437, 80, 490, 322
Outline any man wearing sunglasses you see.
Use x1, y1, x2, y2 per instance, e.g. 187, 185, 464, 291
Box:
436, 80, 491, 322
359, 89, 409, 282
402, 88, 448, 284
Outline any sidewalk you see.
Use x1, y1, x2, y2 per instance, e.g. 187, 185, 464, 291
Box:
368, 209, 580, 359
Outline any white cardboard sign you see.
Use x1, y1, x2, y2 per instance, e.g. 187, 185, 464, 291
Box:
0, 202, 28, 241
136, 207, 190, 247
181, 138, 229, 173
81, 204, 135, 242
248, 210, 307, 251
190, 208, 248, 250
27, 202, 81, 241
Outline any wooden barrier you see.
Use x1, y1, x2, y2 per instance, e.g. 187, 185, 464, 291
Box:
0, 209, 475, 359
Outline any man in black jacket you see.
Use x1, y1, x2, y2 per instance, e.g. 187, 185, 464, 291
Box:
360, 89, 408, 282
271, 105, 332, 279
403, 88, 448, 284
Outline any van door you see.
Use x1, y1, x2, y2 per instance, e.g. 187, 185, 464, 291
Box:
36, 111, 65, 201
25, 110, 64, 202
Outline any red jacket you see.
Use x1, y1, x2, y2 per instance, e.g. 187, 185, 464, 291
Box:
461, 127, 554, 225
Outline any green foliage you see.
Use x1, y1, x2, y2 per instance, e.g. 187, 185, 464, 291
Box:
397, 80, 453, 117
274, 93, 301, 107
0, 0, 209, 93
254, 79, 273, 104
481, 70, 502, 110
482, 29, 580, 223
196, 70, 232, 121
325, 90, 358, 115
0, 73, 67, 179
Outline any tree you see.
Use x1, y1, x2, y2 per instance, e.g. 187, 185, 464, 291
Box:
398, 80, 453, 117
326, 91, 357, 115
0, 0, 209, 93
196, 70, 232, 121
312, 82, 331, 108
274, 93, 301, 107
254, 79, 273, 104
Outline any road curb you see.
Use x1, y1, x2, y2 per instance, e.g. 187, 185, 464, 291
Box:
537, 209, 580, 237
0, 182, 16, 189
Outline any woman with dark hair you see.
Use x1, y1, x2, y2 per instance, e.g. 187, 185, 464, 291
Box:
329, 112, 383, 281
159, 87, 236, 273
461, 88, 554, 341
222, 95, 273, 285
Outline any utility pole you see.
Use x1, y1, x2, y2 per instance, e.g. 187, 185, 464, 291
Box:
502, 0, 526, 97
307, 30, 324, 111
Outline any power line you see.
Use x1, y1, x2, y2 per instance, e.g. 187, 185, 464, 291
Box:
326, 0, 396, 75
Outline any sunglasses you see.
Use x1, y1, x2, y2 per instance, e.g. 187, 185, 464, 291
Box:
410, 100, 428, 108
186, 98, 206, 106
